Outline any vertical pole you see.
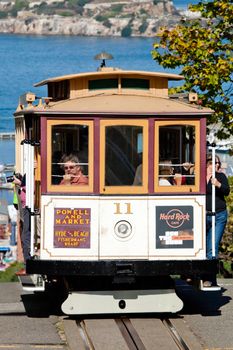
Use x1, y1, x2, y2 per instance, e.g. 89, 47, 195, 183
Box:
30, 143, 35, 257
20, 141, 24, 175
211, 146, 216, 258
24, 141, 30, 208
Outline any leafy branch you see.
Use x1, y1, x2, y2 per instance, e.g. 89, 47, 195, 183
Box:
151, 0, 233, 139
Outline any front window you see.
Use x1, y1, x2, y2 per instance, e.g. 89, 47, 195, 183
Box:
155, 121, 200, 192
100, 120, 148, 194
47, 120, 93, 192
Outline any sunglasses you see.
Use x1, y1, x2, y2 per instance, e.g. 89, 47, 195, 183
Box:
64, 165, 76, 170
207, 160, 220, 165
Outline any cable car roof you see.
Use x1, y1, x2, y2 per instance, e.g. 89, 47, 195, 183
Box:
34, 69, 184, 87
35, 93, 213, 115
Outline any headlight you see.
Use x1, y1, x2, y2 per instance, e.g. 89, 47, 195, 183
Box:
114, 220, 132, 239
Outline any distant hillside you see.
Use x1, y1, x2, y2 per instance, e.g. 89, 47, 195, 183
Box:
0, 0, 182, 36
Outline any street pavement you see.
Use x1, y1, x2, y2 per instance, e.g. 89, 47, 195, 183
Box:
0, 279, 232, 349
0, 282, 66, 349
178, 278, 233, 349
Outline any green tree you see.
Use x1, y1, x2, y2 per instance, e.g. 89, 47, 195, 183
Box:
152, 0, 233, 139
139, 20, 148, 34
66, 0, 90, 7
10, 0, 29, 16
220, 176, 233, 271
0, 11, 7, 19
121, 24, 132, 37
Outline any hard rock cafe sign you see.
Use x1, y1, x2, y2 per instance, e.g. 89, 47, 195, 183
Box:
156, 206, 194, 249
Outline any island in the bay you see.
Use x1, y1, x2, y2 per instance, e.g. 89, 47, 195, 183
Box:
0, 0, 187, 37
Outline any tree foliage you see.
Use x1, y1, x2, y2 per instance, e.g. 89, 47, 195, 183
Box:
121, 25, 132, 37
10, 0, 28, 16
220, 176, 233, 267
67, 0, 91, 7
151, 0, 233, 139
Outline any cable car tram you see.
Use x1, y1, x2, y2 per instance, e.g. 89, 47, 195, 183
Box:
14, 57, 219, 314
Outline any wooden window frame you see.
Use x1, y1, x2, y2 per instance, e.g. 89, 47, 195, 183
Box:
46, 119, 94, 193
154, 120, 200, 193
100, 119, 148, 194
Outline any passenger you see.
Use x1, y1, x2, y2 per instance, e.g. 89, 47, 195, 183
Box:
183, 162, 195, 174
203, 154, 230, 288
12, 173, 23, 210
173, 172, 183, 185
60, 154, 88, 186
206, 154, 230, 259
182, 162, 195, 185
16, 175, 28, 275
14, 172, 31, 275
133, 164, 142, 186
159, 160, 174, 186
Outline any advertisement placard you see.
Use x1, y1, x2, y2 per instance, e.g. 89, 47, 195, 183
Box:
54, 208, 91, 248
156, 206, 194, 249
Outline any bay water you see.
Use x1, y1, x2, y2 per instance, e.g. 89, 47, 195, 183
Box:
0, 34, 169, 204
0, 34, 173, 134
0, 33, 232, 173
173, 0, 200, 9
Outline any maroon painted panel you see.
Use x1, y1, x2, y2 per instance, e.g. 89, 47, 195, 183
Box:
94, 118, 100, 193
200, 117, 207, 194
40, 117, 47, 193
54, 208, 91, 248
148, 119, 154, 193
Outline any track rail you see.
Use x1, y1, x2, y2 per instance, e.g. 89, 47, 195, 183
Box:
162, 319, 190, 350
63, 317, 200, 350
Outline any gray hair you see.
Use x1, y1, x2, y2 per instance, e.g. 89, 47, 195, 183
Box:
60, 153, 80, 169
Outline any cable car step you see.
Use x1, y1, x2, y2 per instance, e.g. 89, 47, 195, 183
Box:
18, 274, 45, 292
199, 280, 221, 291
61, 289, 183, 315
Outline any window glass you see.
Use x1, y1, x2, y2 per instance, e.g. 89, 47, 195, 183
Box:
88, 78, 118, 90
48, 81, 70, 100
105, 125, 143, 186
159, 125, 195, 186
121, 78, 149, 90
51, 124, 89, 186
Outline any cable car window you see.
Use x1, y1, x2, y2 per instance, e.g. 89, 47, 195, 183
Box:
47, 120, 93, 192
100, 120, 148, 194
121, 78, 149, 90
88, 78, 118, 90
105, 125, 142, 185
155, 121, 200, 192
48, 80, 70, 100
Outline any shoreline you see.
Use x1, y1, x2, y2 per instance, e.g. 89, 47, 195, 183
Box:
0, 32, 160, 38
0, 2, 181, 37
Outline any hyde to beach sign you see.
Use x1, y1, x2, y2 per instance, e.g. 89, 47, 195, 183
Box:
156, 206, 194, 249
54, 208, 91, 248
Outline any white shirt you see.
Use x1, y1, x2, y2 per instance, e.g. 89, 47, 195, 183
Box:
159, 178, 172, 186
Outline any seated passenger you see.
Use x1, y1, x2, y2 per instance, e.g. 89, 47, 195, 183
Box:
133, 164, 142, 186
159, 160, 174, 186
182, 162, 195, 185
173, 172, 183, 186
60, 154, 88, 186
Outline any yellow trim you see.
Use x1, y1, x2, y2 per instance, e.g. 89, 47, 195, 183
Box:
100, 120, 148, 194
154, 120, 200, 193
47, 120, 94, 193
